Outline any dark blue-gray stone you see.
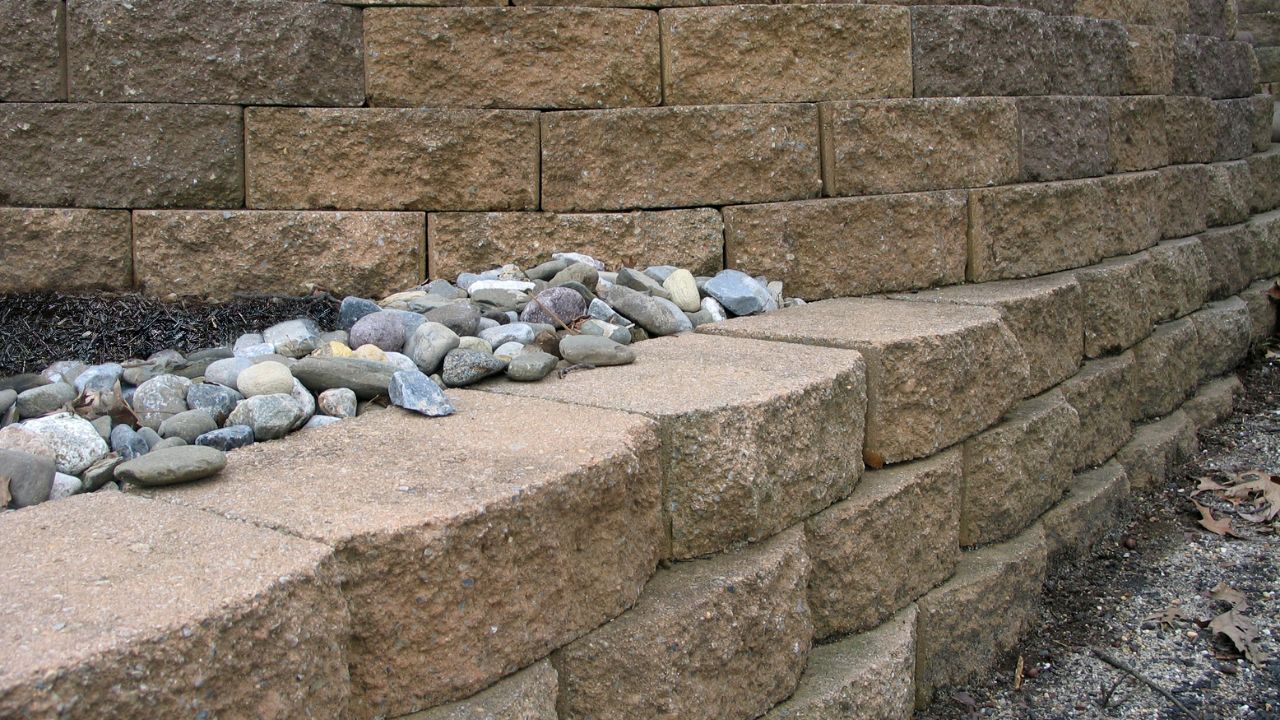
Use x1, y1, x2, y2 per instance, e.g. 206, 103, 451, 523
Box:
441, 349, 506, 388
389, 370, 455, 417
186, 383, 244, 425
704, 269, 774, 316
339, 296, 381, 331
195, 425, 255, 452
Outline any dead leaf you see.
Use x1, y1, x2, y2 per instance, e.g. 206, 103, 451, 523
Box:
1268, 281, 1280, 301
1221, 473, 1280, 522
1194, 501, 1237, 537
1209, 582, 1248, 611
1209, 609, 1270, 665
1014, 655, 1024, 691
1192, 477, 1228, 496
863, 449, 885, 470
0, 475, 10, 507
1145, 605, 1193, 628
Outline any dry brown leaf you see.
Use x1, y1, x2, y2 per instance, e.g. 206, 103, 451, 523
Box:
1193, 477, 1228, 496
0, 475, 10, 507
863, 449, 886, 470
1193, 501, 1237, 537
1221, 473, 1280, 522
1209, 582, 1248, 611
1209, 609, 1270, 665
1267, 281, 1280, 301
1145, 605, 1194, 628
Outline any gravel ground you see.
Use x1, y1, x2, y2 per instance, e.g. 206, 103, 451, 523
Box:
917, 351, 1280, 720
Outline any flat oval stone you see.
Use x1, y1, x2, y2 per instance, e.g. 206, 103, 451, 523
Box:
109, 424, 150, 461
115, 445, 227, 488
441, 349, 506, 388
236, 361, 295, 398
506, 351, 559, 382
559, 336, 637, 367
204, 357, 254, 390
0, 448, 54, 507
291, 357, 396, 401
15, 382, 76, 419
73, 363, 124, 394
226, 394, 306, 441
158, 409, 219, 444
340, 296, 381, 331
663, 269, 702, 313
350, 311, 408, 353
194, 425, 255, 452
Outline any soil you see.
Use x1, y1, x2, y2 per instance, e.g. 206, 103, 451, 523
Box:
917, 349, 1280, 720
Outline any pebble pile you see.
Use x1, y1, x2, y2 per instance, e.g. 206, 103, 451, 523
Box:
0, 255, 800, 509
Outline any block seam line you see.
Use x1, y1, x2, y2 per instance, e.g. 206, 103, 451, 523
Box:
57, 0, 68, 101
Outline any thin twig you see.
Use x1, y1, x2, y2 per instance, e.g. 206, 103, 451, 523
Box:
1090, 647, 1203, 720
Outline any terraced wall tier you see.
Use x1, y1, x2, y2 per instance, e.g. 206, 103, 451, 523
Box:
2, 0, 1279, 719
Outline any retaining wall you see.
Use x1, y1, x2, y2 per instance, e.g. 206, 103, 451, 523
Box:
2, 0, 1279, 719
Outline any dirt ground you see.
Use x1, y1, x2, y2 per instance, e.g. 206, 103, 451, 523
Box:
917, 351, 1280, 720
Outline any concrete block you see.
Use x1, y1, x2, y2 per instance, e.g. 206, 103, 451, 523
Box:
1182, 375, 1243, 428
1108, 96, 1169, 173
1115, 413, 1199, 492
365, 7, 659, 109
1258, 46, 1280, 83
1244, 210, 1280, 279
1130, 317, 1202, 421
0, 209, 132, 293
1042, 461, 1131, 564
1017, 96, 1111, 182
805, 451, 960, 639
1247, 149, 1280, 213
1199, 223, 1254, 300
1160, 164, 1212, 239
1215, 98, 1261, 162
1074, 252, 1157, 358
1074, 0, 1187, 31
1240, 278, 1279, 342
723, 192, 967, 300
0, 0, 62, 101
968, 178, 1104, 281
1096, 171, 1164, 256
1206, 160, 1253, 228
1252, 95, 1274, 152
1146, 238, 1213, 322
1239, 11, 1280, 44
1121, 25, 1175, 95
910, 6, 1052, 97
542, 104, 821, 212
1189, 297, 1253, 379
1061, 352, 1137, 471
1173, 35, 1255, 99
1043, 15, 1129, 96
1188, 0, 1238, 38
1166, 96, 1218, 165
403, 661, 557, 720
245, 108, 540, 212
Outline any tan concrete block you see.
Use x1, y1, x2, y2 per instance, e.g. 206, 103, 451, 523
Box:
1189, 297, 1253, 380
1247, 149, 1280, 213
1259, 46, 1280, 83
482, 333, 866, 559
820, 98, 1019, 196
1130, 317, 1202, 421
1122, 25, 1175, 96
0, 0, 62, 101
67, 0, 362, 105
1109, 96, 1169, 173
1116, 412, 1200, 492
1240, 278, 1279, 341
1042, 461, 1131, 564
246, 108, 539, 212
805, 451, 960, 639
1074, 0, 1188, 31
1200, 223, 1255, 300
968, 179, 1104, 281
365, 8, 659, 109
1061, 352, 1137, 471
0, 208, 132, 293
1043, 15, 1130, 96
1166, 96, 1220, 165
910, 6, 1053, 97
1182, 374, 1243, 428
1160, 164, 1212, 239
1173, 35, 1256, 99
144, 393, 663, 718
1244, 210, 1280, 279
541, 104, 821, 212
763, 606, 916, 720
1097, 171, 1165, 256
403, 661, 557, 720
0, 103, 242, 209
1252, 95, 1274, 152
429, 209, 723, 281
914, 525, 1047, 708
1146, 238, 1214, 322
961, 390, 1080, 547
1207, 160, 1254, 227
552, 528, 812, 720
1215, 98, 1261, 162
134, 210, 424, 301
1074, 252, 1158, 358
889, 274, 1083, 397
723, 192, 967, 300
701, 298, 1028, 463
1240, 11, 1280, 44
0, 493, 350, 719
1017, 96, 1111, 182
1188, 0, 1238, 38
661, 5, 910, 104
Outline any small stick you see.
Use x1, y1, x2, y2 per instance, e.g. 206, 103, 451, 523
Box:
532, 295, 578, 334
1090, 647, 1203, 720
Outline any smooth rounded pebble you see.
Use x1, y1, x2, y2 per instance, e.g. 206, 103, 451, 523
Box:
235, 361, 295, 397
114, 445, 228, 487
559, 336, 636, 367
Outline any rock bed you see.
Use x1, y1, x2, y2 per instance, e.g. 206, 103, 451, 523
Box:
0, 253, 800, 510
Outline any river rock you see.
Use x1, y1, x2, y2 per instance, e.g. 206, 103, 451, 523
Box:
289, 378, 315, 430
15, 382, 76, 419
605, 284, 690, 336
421, 279, 468, 299
704, 269, 773, 316
588, 298, 628, 325
49, 472, 83, 501
663, 269, 702, 312
578, 319, 632, 345
381, 308, 428, 339
701, 296, 728, 322
389, 370, 455, 417
226, 394, 306, 441
318, 388, 357, 418
291, 357, 396, 400
81, 455, 124, 491
340, 296, 381, 330
520, 286, 587, 327
425, 303, 483, 337
109, 424, 149, 461
352, 344, 389, 364
73, 363, 123, 394
115, 445, 227, 488
131, 374, 192, 429
551, 262, 600, 289
153, 437, 187, 451
527, 258, 573, 281
441, 349, 506, 388
506, 351, 559, 382
405, 322, 461, 375
0, 389, 16, 416
493, 342, 525, 361
0, 449, 54, 507
559, 336, 637, 366
383, 352, 418, 373
644, 265, 680, 283
137, 427, 162, 450
553, 251, 604, 269
479, 323, 536, 348
186, 383, 243, 425
203, 357, 253, 390
302, 415, 343, 430
349, 311, 407, 353
1, 375, 49, 394
158, 409, 219, 444
91, 416, 112, 440
195, 425, 255, 452
457, 336, 492, 354
235, 361, 295, 398
263, 318, 323, 358
617, 267, 672, 299
234, 341, 276, 358
468, 279, 536, 294
21, 413, 110, 474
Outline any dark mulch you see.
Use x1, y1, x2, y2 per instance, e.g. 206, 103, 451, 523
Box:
0, 291, 340, 376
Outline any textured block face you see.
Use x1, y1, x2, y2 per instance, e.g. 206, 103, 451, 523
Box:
763, 606, 917, 720
968, 178, 1105, 281
1073, 252, 1157, 358
67, 0, 363, 105
723, 192, 967, 301
1095, 171, 1164, 257
1160, 164, 1211, 239
1241, 11, 1280, 44
0, 493, 351, 720
910, 7, 1052, 97
1042, 461, 1131, 564
1199, 224, 1254, 300
541, 104, 821, 211
245, 108, 540, 212
1251, 95, 1274, 152
821, 98, 1019, 196
1122, 25, 1175, 96
1258, 47, 1280, 83
1061, 352, 1136, 471
1247, 150, 1280, 214
1017, 96, 1111, 182
1130, 317, 1202, 421
1183, 375, 1242, 429
133, 211, 425, 301
914, 526, 1047, 708
1206, 160, 1253, 228
0, 103, 243, 209
1244, 210, 1280, 279
890, 274, 1084, 396
1187, 0, 1238, 38
805, 451, 960, 639
1146, 238, 1212, 322
1190, 297, 1253, 379
0, 0, 62, 101
1109, 96, 1169, 173
365, 8, 659, 109
961, 390, 1080, 547
1214, 98, 1261, 162
1166, 96, 1219, 165
145, 393, 663, 718
483, 333, 867, 559
428, 209, 723, 280
1241, 279, 1278, 342
701, 298, 1029, 464
408, 662, 557, 720
1043, 15, 1128, 96
1173, 36, 1256, 99
1115, 413, 1197, 492
552, 528, 812, 720
1074, 0, 1188, 31
0, 209, 131, 293
660, 5, 911, 104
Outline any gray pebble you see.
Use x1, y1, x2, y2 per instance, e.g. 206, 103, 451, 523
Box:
389, 370, 456, 417
704, 269, 774, 316
131, 374, 192, 429
186, 383, 243, 425
73, 363, 123, 394
339, 296, 381, 331
110, 424, 150, 461
479, 323, 536, 348
506, 351, 559, 382
152, 437, 187, 451
349, 311, 407, 353
49, 472, 83, 500
560, 336, 637, 366
302, 415, 343, 430
0, 448, 54, 507
441, 349, 507, 388
16, 382, 76, 419
424, 303, 482, 337
158, 409, 219, 444
195, 425, 255, 452
0, 389, 16, 416
262, 318, 323, 358
81, 455, 123, 492
405, 322, 461, 375
115, 445, 227, 488
137, 426, 163, 450
318, 388, 357, 418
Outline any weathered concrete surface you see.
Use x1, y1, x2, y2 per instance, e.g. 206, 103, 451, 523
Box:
1073, 252, 1157, 358
1182, 375, 1243, 429
0, 493, 351, 719
1061, 352, 1137, 471
134, 210, 425, 300
961, 390, 1080, 547
1122, 25, 1175, 95
805, 450, 960, 639
1214, 98, 1260, 162
1115, 413, 1198, 492
428, 209, 723, 280
245, 108, 539, 212
915, 525, 1047, 708
1, 0, 62, 101
1108, 96, 1169, 173
365, 7, 659, 108
1043, 14, 1129, 96
910, 6, 1052, 97
403, 662, 557, 720
763, 606, 916, 720
1206, 160, 1253, 228
143, 392, 662, 718
67, 0, 363, 105
0, 103, 243, 209
1173, 35, 1256, 99
1166, 96, 1218, 165
820, 98, 1019, 196
0, 209, 132, 293
661, 5, 911, 104
1190, 297, 1254, 381
1160, 164, 1212, 239
700, 298, 1028, 463
1017, 96, 1110, 182
541, 104, 821, 211
723, 192, 967, 300
483, 333, 867, 559
552, 528, 812, 720
1074, 0, 1188, 31
1248, 151, 1280, 214
1146, 238, 1213, 322
1241, 279, 1279, 342
1130, 317, 1202, 421
1199, 224, 1254, 301
889, 273, 1083, 396
1042, 461, 1132, 565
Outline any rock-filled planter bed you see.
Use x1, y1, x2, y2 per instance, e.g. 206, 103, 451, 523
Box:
0, 255, 797, 509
